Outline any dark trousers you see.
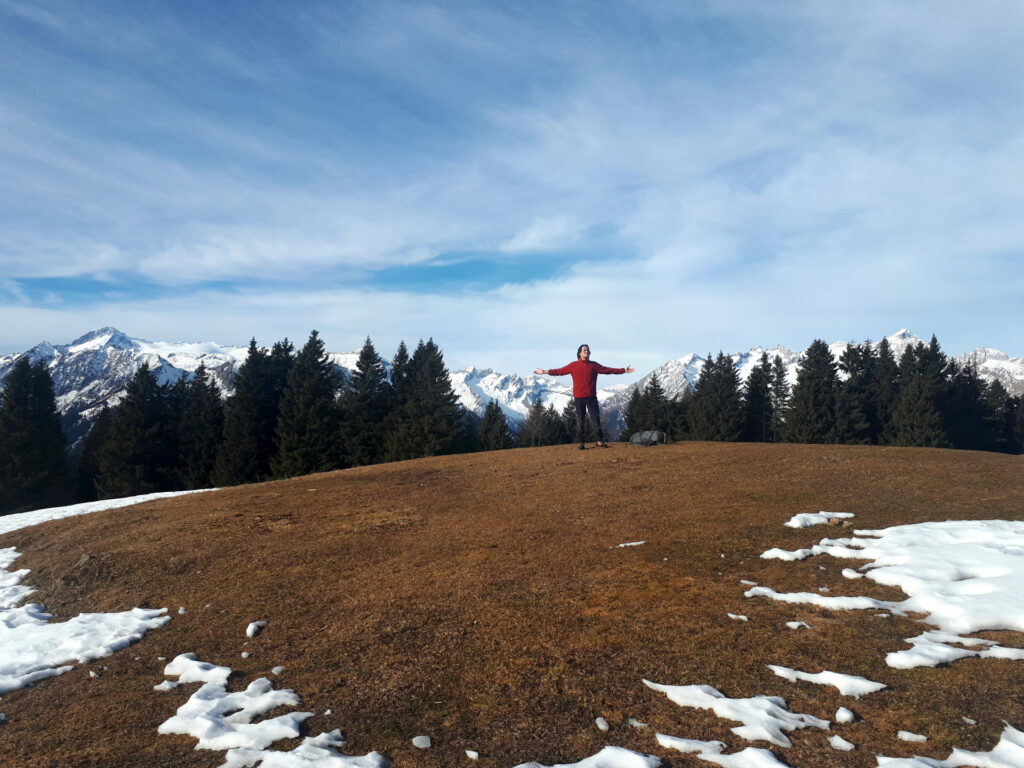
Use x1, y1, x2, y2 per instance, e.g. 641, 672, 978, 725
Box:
574, 397, 605, 443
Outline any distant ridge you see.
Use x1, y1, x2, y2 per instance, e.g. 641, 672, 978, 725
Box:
1, 328, 1021, 448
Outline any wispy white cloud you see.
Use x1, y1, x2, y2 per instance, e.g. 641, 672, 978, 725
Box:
1, 1, 1023, 365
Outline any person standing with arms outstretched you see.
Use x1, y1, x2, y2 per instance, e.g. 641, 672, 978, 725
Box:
535, 344, 635, 450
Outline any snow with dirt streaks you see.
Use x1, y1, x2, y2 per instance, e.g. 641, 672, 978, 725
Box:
766, 664, 886, 698
514, 746, 660, 768
784, 511, 855, 528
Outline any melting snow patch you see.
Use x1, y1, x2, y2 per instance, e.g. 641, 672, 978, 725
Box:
412, 735, 431, 748
223, 729, 391, 768
615, 541, 646, 548
843, 568, 864, 579
642, 680, 828, 748
693, 747, 790, 767
246, 621, 268, 638
760, 548, 813, 561
785, 621, 811, 630
829, 735, 855, 751
741, 580, 757, 586
157, 654, 389, 766
629, 718, 648, 729
655, 733, 725, 753
272, 666, 285, 676
0, 490, 215, 536
784, 511, 855, 528
749, 520, 1024, 669
467, 749, 480, 759
767, 664, 886, 698
728, 613, 749, 622
514, 745, 660, 768
595, 717, 610, 731
899, 731, 927, 742
0, 547, 170, 696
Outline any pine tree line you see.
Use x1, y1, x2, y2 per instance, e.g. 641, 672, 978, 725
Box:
623, 336, 1024, 453
3, 331, 1022, 516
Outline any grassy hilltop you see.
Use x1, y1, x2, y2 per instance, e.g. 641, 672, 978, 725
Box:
1, 442, 1023, 767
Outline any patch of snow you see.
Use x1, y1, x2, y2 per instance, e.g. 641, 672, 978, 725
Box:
886, 630, 1024, 670
628, 718, 648, 729
843, 569, 864, 579
655, 733, 725, 753
514, 745, 661, 768
0, 547, 169, 696
962, 717, 976, 725
899, 731, 927, 742
0, 490, 215, 535
642, 679, 828, 748
178, 606, 187, 614
741, 580, 757, 586
246, 621, 267, 638
223, 729, 391, 768
272, 666, 285, 676
693, 747, 791, 767
158, 654, 389, 766
767, 664, 885, 698
467, 749, 480, 759
728, 613, 749, 622
760, 548, 813, 561
785, 621, 811, 630
615, 541, 646, 548
784, 511, 855, 529
412, 735, 431, 748
749, 520, 1024, 669
829, 735, 855, 751
595, 717, 610, 731
836, 707, 856, 723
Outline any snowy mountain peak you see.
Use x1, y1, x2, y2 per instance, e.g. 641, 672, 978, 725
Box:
69, 326, 134, 352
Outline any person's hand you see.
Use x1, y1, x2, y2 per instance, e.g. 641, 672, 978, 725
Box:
625, 366, 635, 373
534, 368, 546, 375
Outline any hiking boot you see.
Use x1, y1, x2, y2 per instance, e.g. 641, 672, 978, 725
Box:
578, 443, 586, 450
596, 441, 609, 448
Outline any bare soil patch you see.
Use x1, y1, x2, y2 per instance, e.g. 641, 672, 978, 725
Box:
1, 442, 1022, 767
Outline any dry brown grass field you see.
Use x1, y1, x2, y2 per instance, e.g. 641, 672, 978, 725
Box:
1, 442, 1022, 767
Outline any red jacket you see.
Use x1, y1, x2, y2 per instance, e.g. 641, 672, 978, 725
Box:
547, 360, 626, 398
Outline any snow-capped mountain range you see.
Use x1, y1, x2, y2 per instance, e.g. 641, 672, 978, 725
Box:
1, 327, 1021, 449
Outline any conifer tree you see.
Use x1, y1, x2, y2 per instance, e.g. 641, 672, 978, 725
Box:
667, 390, 692, 441
517, 397, 547, 447
1014, 395, 1024, 454
742, 352, 773, 442
834, 344, 878, 444
272, 330, 342, 478
622, 386, 643, 442
888, 374, 950, 448
75, 405, 113, 502
769, 355, 790, 442
980, 380, 1016, 454
95, 363, 174, 498
385, 339, 463, 459
214, 339, 293, 485
479, 400, 514, 450
873, 338, 900, 440
688, 353, 743, 441
0, 357, 68, 514
784, 340, 838, 444
545, 403, 571, 444
944, 360, 988, 450
340, 337, 393, 466
390, 341, 412, 407
176, 364, 225, 489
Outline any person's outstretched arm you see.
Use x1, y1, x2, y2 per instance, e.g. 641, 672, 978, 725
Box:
594, 364, 636, 374
535, 364, 573, 375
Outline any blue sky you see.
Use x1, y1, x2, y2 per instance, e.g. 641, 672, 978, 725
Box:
2, 0, 1023, 377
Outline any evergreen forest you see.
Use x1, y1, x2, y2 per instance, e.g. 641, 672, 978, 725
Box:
1, 333, 1022, 516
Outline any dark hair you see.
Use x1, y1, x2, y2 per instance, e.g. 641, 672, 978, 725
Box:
577, 343, 590, 360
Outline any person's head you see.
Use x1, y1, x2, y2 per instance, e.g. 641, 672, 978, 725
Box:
577, 343, 591, 360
